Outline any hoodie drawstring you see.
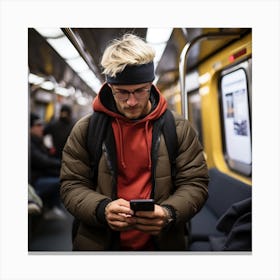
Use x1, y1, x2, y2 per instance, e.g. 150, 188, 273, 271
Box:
113, 119, 152, 170
145, 121, 152, 169
115, 119, 126, 169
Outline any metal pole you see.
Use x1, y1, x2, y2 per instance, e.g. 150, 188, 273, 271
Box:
179, 32, 241, 119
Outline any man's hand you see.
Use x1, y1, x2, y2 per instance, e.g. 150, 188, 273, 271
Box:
133, 204, 169, 235
105, 198, 136, 231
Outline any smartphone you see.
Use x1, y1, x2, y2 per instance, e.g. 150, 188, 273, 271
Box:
130, 199, 155, 212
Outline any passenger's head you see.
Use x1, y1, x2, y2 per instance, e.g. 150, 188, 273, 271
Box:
30, 113, 44, 137
60, 104, 72, 122
101, 34, 155, 84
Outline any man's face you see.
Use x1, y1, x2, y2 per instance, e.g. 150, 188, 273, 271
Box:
109, 82, 152, 119
30, 123, 44, 138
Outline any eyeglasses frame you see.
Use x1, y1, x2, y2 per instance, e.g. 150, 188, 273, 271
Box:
110, 84, 151, 101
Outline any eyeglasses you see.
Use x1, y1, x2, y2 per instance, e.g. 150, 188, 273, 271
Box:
112, 87, 151, 101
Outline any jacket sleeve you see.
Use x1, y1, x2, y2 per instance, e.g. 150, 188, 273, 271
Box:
60, 114, 111, 227
160, 114, 209, 224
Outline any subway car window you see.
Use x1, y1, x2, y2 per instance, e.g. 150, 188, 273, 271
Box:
220, 63, 252, 176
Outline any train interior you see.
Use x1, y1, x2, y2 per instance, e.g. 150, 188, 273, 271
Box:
28, 28, 252, 252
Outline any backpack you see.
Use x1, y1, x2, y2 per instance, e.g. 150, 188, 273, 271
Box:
72, 109, 178, 242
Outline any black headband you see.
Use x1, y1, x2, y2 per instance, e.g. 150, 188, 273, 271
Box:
106, 62, 155, 85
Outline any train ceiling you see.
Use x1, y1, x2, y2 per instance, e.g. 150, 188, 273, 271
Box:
28, 28, 250, 96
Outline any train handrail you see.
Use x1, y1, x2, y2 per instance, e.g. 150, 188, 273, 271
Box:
179, 31, 242, 119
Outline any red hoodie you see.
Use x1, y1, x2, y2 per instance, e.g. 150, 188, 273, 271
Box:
93, 84, 167, 250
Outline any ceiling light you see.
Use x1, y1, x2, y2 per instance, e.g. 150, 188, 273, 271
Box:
66, 56, 89, 73
35, 28, 64, 38
28, 73, 45, 85
47, 36, 80, 59
55, 86, 70, 97
146, 28, 173, 44
146, 28, 173, 71
41, 81, 55, 91
153, 44, 167, 64
79, 70, 102, 93
35, 28, 102, 94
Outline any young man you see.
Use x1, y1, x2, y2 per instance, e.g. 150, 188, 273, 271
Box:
60, 34, 209, 251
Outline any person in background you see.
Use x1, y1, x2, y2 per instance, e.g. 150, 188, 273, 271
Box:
29, 113, 66, 219
44, 104, 75, 159
60, 34, 209, 250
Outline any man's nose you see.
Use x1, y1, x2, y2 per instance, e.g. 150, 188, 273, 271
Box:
126, 93, 138, 106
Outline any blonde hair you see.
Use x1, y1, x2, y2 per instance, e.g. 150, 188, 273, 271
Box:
101, 34, 155, 78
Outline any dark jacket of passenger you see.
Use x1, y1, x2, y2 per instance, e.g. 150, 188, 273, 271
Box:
29, 135, 61, 184
44, 118, 75, 159
60, 84, 209, 251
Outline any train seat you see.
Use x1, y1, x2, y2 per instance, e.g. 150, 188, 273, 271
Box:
188, 168, 252, 251
190, 205, 224, 241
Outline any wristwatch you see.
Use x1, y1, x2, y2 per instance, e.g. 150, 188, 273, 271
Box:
162, 206, 175, 230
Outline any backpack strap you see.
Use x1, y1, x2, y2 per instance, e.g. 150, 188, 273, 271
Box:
86, 111, 111, 186
72, 112, 110, 242
162, 109, 178, 187
150, 109, 178, 198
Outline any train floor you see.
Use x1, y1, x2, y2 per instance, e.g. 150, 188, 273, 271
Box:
28, 205, 74, 252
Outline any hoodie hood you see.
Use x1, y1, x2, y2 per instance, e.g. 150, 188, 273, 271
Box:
93, 83, 167, 122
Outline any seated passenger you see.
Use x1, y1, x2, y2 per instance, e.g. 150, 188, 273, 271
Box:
29, 113, 66, 219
